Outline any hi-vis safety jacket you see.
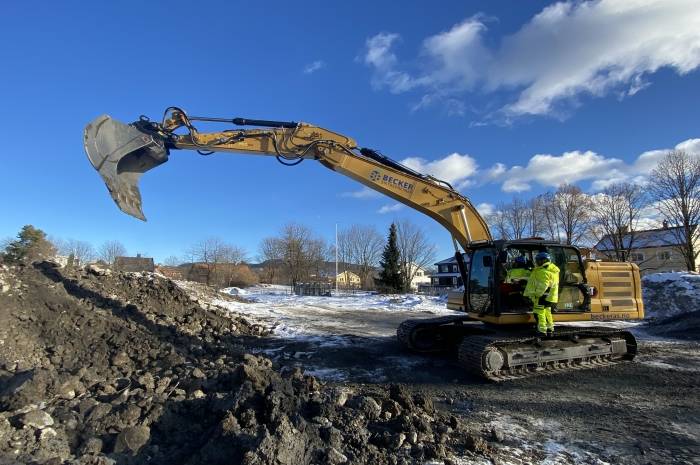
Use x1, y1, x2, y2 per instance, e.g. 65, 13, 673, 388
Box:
523, 261, 560, 304
506, 267, 531, 282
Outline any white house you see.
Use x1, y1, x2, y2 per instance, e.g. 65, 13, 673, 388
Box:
594, 224, 699, 276
408, 263, 431, 291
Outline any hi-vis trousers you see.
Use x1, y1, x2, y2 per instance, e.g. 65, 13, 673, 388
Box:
532, 303, 554, 334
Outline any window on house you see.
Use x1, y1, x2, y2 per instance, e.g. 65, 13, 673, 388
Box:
630, 252, 645, 262
658, 251, 671, 261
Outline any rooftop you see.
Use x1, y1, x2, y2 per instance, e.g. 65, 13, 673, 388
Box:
594, 225, 694, 251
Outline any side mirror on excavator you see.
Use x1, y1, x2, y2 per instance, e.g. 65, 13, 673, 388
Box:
83, 115, 170, 221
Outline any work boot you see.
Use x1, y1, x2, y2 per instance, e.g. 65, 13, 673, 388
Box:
547, 329, 554, 338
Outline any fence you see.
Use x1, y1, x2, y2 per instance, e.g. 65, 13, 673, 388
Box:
416, 285, 458, 296
293, 282, 333, 297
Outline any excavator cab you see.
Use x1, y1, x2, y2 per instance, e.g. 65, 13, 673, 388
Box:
449, 240, 591, 320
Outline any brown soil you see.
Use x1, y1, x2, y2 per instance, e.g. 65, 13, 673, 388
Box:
0, 262, 481, 465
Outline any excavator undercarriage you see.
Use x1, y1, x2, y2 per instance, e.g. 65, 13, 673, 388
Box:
396, 316, 637, 381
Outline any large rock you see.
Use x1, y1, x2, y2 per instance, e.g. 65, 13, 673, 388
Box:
20, 409, 54, 429
114, 425, 150, 454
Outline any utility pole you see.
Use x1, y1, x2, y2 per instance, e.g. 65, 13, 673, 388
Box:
335, 223, 339, 295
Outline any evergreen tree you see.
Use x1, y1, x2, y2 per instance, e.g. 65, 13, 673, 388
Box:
3, 225, 56, 263
377, 223, 402, 292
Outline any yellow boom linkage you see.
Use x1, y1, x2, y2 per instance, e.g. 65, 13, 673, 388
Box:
83, 107, 490, 252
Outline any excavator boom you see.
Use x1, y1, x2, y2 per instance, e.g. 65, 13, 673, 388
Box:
84, 108, 491, 248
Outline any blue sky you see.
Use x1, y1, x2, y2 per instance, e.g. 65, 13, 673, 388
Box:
1, 1, 699, 262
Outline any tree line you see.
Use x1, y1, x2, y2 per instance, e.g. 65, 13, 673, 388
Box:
0, 227, 129, 266
258, 219, 435, 292
487, 150, 700, 271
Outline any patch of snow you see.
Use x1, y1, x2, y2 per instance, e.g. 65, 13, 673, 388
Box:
483, 414, 612, 465
642, 271, 700, 320
640, 360, 699, 372
302, 367, 348, 382
643, 271, 700, 284
221, 286, 248, 296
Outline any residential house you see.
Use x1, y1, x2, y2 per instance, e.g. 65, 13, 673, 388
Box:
593, 224, 698, 275
113, 254, 155, 272
336, 270, 361, 288
408, 264, 431, 291
429, 255, 468, 288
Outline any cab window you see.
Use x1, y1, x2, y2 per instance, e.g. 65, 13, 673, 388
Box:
468, 248, 494, 314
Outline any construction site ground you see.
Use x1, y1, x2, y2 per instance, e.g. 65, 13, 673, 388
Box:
0, 263, 698, 465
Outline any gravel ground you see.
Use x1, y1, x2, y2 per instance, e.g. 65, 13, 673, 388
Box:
0, 262, 697, 465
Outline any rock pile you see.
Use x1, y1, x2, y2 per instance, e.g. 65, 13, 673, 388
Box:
0, 262, 480, 464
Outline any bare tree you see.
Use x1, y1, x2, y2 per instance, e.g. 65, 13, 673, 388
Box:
548, 184, 593, 245
489, 198, 531, 240
57, 238, 95, 264
162, 255, 182, 267
535, 192, 562, 241
259, 223, 329, 285
395, 219, 436, 292
648, 150, 700, 271
338, 225, 384, 289
590, 183, 647, 261
526, 196, 545, 238
258, 237, 282, 283
188, 238, 235, 285
98, 240, 127, 265
218, 244, 248, 286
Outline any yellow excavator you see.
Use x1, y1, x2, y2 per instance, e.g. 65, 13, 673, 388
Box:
83, 107, 642, 381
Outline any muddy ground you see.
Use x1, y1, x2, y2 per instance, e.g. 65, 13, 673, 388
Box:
0, 262, 698, 465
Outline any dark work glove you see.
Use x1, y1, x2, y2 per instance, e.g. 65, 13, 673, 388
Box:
550, 302, 558, 313
538, 295, 549, 306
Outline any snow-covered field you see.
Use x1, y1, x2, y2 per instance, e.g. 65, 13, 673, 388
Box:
214, 285, 459, 342
208, 279, 696, 344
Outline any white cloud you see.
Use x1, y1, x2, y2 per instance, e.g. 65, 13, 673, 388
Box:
363, 33, 422, 93
476, 202, 495, 216
500, 151, 625, 192
341, 187, 382, 199
495, 138, 700, 192
378, 203, 403, 214
303, 60, 325, 74
342, 138, 700, 204
400, 152, 478, 188
362, 1, 700, 118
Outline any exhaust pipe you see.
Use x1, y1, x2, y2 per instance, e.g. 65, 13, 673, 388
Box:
83, 115, 169, 220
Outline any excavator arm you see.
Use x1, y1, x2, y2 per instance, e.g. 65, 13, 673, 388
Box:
84, 107, 491, 250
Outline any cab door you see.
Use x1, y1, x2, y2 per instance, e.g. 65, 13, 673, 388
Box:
468, 248, 496, 314
546, 245, 589, 312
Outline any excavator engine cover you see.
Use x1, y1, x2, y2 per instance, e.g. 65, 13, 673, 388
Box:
83, 115, 169, 220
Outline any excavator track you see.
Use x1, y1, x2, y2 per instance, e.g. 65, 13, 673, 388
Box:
397, 316, 472, 352
458, 327, 637, 382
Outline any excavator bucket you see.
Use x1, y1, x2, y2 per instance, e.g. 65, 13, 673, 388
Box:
83, 115, 169, 220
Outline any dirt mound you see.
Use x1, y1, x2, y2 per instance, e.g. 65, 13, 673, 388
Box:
0, 262, 476, 464
646, 310, 700, 340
